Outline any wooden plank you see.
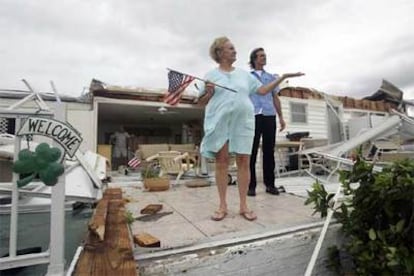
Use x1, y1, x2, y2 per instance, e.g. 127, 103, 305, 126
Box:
103, 187, 122, 200
134, 233, 161, 248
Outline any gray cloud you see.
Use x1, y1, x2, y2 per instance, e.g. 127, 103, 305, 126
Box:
1, 0, 413, 100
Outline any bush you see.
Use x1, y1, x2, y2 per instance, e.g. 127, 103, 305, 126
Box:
305, 156, 414, 275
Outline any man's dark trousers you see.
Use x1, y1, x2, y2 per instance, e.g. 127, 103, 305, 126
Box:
249, 114, 276, 191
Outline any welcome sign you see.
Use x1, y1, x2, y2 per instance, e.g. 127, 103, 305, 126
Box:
18, 117, 82, 157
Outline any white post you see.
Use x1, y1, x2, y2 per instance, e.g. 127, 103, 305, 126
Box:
9, 118, 21, 257
46, 103, 66, 275
304, 183, 342, 276
200, 156, 208, 175
46, 177, 66, 275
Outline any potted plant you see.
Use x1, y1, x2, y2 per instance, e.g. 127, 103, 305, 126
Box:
142, 164, 170, 192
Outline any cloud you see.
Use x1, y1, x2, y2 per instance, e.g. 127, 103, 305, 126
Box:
1, 0, 413, 100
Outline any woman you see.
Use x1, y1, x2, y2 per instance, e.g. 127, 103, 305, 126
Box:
170, 36, 303, 221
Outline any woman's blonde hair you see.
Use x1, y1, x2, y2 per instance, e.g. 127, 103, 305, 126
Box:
209, 36, 230, 63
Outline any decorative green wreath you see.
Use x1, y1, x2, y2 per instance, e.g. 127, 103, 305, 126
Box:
13, 143, 65, 187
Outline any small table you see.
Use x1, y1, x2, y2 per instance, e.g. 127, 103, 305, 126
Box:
275, 141, 303, 171
276, 141, 303, 149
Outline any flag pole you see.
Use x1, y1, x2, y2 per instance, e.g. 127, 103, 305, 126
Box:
167, 68, 237, 93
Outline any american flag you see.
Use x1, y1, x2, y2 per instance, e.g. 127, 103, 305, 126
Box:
128, 156, 141, 168
164, 70, 195, 105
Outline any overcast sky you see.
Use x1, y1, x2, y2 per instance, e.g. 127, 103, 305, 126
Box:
1, 0, 413, 100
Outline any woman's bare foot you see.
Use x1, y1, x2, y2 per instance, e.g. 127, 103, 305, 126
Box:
211, 209, 228, 221
239, 210, 257, 221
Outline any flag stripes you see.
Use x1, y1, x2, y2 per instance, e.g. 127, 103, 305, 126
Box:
164, 70, 195, 105
128, 156, 141, 168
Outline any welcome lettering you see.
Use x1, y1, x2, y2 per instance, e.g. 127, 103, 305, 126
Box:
18, 117, 82, 157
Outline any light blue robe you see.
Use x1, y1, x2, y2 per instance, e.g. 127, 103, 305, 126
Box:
198, 68, 262, 158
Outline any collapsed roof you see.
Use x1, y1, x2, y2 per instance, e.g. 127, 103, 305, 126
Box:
363, 79, 403, 104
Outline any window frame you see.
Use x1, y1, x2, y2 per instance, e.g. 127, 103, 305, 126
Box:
290, 102, 308, 124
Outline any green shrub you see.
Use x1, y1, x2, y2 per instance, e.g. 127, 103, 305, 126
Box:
305, 156, 414, 275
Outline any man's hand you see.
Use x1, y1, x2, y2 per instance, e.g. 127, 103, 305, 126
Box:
279, 117, 286, 132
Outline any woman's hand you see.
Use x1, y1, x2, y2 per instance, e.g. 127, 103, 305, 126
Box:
197, 81, 215, 106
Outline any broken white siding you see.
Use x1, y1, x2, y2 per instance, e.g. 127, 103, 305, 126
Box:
67, 107, 95, 152
279, 97, 328, 140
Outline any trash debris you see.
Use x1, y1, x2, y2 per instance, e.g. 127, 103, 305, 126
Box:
140, 204, 163, 215
185, 179, 211, 188
136, 211, 173, 222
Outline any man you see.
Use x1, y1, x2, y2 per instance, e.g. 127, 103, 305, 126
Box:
248, 48, 303, 196
110, 126, 130, 170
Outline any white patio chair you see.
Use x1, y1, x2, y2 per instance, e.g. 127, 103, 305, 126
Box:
146, 151, 192, 185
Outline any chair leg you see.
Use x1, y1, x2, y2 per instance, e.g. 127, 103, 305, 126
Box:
175, 172, 183, 185
159, 170, 165, 178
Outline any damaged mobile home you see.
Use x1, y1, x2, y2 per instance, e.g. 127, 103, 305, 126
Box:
0, 78, 408, 170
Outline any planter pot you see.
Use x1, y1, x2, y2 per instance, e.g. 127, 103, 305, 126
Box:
144, 177, 170, 192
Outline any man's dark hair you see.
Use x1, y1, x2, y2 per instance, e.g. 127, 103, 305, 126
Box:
249, 47, 264, 69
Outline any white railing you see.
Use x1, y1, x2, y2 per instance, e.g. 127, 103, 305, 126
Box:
0, 84, 67, 275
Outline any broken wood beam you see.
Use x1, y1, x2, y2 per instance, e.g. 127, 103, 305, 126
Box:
88, 199, 108, 241
74, 188, 137, 275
